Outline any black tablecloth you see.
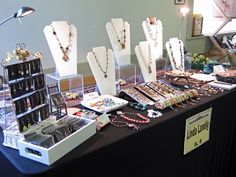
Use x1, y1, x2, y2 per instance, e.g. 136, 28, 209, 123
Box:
1, 90, 236, 177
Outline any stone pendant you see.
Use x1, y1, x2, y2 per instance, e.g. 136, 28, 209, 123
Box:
104, 73, 107, 78
121, 43, 125, 49
63, 54, 69, 62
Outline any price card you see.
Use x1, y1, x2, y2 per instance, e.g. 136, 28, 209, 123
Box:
213, 65, 225, 73
96, 113, 111, 131
83, 91, 99, 102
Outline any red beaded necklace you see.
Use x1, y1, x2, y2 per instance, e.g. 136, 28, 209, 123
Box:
120, 113, 150, 124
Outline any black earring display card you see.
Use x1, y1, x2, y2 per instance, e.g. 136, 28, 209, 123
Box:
39, 104, 50, 121
2, 58, 50, 133
29, 59, 41, 75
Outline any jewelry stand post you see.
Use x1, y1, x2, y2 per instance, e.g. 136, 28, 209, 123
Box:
87, 46, 116, 96
135, 41, 157, 83
44, 21, 84, 102
142, 17, 163, 60
106, 18, 137, 90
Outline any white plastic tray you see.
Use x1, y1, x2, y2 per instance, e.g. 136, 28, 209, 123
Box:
18, 116, 96, 165
81, 95, 128, 113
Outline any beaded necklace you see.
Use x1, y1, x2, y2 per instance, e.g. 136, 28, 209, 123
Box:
111, 20, 126, 49
120, 112, 150, 124
51, 24, 72, 62
92, 49, 109, 78
168, 40, 184, 71
138, 44, 153, 74
110, 115, 139, 130
144, 20, 159, 47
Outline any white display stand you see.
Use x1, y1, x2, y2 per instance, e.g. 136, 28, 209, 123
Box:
142, 17, 163, 60
135, 41, 157, 82
46, 73, 84, 93
116, 64, 136, 90
106, 18, 131, 66
165, 38, 185, 72
87, 46, 116, 96
44, 21, 77, 77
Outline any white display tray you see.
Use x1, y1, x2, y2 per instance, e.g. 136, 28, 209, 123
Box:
81, 95, 128, 113
207, 81, 236, 90
18, 116, 96, 165
190, 73, 216, 82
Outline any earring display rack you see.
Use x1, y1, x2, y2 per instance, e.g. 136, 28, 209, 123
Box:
1, 58, 51, 149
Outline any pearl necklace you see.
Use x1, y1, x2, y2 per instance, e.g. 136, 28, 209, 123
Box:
92, 49, 109, 78
111, 20, 126, 49
168, 40, 184, 71
51, 24, 72, 62
138, 44, 153, 74
144, 20, 159, 47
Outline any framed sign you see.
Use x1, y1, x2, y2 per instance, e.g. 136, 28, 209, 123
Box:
174, 0, 185, 5
192, 14, 203, 37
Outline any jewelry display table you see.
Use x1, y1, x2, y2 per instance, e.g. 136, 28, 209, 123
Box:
1, 89, 236, 177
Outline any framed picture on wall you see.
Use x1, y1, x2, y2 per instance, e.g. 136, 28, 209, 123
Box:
192, 14, 203, 37
174, 0, 185, 5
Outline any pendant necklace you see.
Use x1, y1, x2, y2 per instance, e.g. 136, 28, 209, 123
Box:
138, 44, 152, 74
111, 20, 126, 49
93, 49, 109, 78
168, 40, 184, 70
145, 20, 159, 47
51, 24, 72, 62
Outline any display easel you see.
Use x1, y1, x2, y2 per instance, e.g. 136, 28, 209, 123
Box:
135, 41, 157, 83
87, 46, 116, 96
44, 21, 84, 96
106, 18, 136, 89
142, 17, 163, 60
165, 38, 185, 72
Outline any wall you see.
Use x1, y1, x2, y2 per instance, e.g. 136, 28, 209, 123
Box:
0, 0, 207, 75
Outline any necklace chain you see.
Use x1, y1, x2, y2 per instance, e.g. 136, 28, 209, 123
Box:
138, 44, 153, 74
93, 49, 109, 78
111, 20, 126, 49
51, 24, 72, 62
145, 20, 159, 47
168, 40, 184, 71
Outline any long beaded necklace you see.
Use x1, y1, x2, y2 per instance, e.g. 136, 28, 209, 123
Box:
51, 24, 72, 62
168, 40, 184, 70
144, 19, 159, 47
138, 44, 152, 74
111, 20, 126, 49
120, 112, 150, 124
92, 49, 109, 78
110, 115, 139, 130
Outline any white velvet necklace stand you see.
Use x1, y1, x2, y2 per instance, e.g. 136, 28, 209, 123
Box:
44, 21, 77, 77
87, 46, 116, 96
165, 37, 185, 72
142, 18, 163, 60
135, 41, 157, 82
106, 18, 131, 66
